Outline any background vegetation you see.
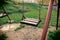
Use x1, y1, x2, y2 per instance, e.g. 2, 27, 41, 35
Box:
48, 30, 60, 40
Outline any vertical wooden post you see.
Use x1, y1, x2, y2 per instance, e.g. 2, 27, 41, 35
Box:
56, 0, 59, 30
40, 0, 54, 40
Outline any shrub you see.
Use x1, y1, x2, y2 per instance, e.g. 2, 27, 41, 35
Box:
0, 34, 7, 40
48, 30, 60, 40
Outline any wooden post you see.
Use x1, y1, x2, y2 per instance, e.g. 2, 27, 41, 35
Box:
56, 0, 59, 30
40, 0, 54, 40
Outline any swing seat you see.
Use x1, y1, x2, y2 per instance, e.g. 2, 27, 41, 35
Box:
0, 13, 7, 18
20, 18, 41, 26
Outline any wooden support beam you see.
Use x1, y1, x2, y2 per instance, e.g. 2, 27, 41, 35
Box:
56, 0, 60, 30
40, 0, 54, 40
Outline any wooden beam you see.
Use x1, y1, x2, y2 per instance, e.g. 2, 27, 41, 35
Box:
56, 0, 60, 30
40, 0, 54, 40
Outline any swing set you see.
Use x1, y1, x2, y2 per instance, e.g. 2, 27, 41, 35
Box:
20, 0, 59, 40
0, 0, 59, 40
20, 0, 42, 27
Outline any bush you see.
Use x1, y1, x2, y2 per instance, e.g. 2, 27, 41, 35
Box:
48, 30, 60, 40
0, 34, 7, 40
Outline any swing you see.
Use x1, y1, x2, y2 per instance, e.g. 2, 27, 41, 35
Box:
0, 13, 7, 18
0, 6, 7, 18
20, 0, 42, 26
0, 6, 13, 23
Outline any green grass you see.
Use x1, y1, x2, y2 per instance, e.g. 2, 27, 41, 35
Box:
0, 2, 59, 28
15, 24, 25, 31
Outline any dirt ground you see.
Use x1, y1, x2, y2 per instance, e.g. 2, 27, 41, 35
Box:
0, 23, 60, 40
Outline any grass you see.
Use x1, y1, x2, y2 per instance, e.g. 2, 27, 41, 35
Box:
0, 2, 59, 28
15, 24, 25, 31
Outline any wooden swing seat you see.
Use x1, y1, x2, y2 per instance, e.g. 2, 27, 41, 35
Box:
20, 18, 41, 26
0, 13, 7, 18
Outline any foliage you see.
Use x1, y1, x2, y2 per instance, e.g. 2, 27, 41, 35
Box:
48, 30, 60, 40
43, 0, 56, 5
0, 34, 7, 40
0, 0, 7, 8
